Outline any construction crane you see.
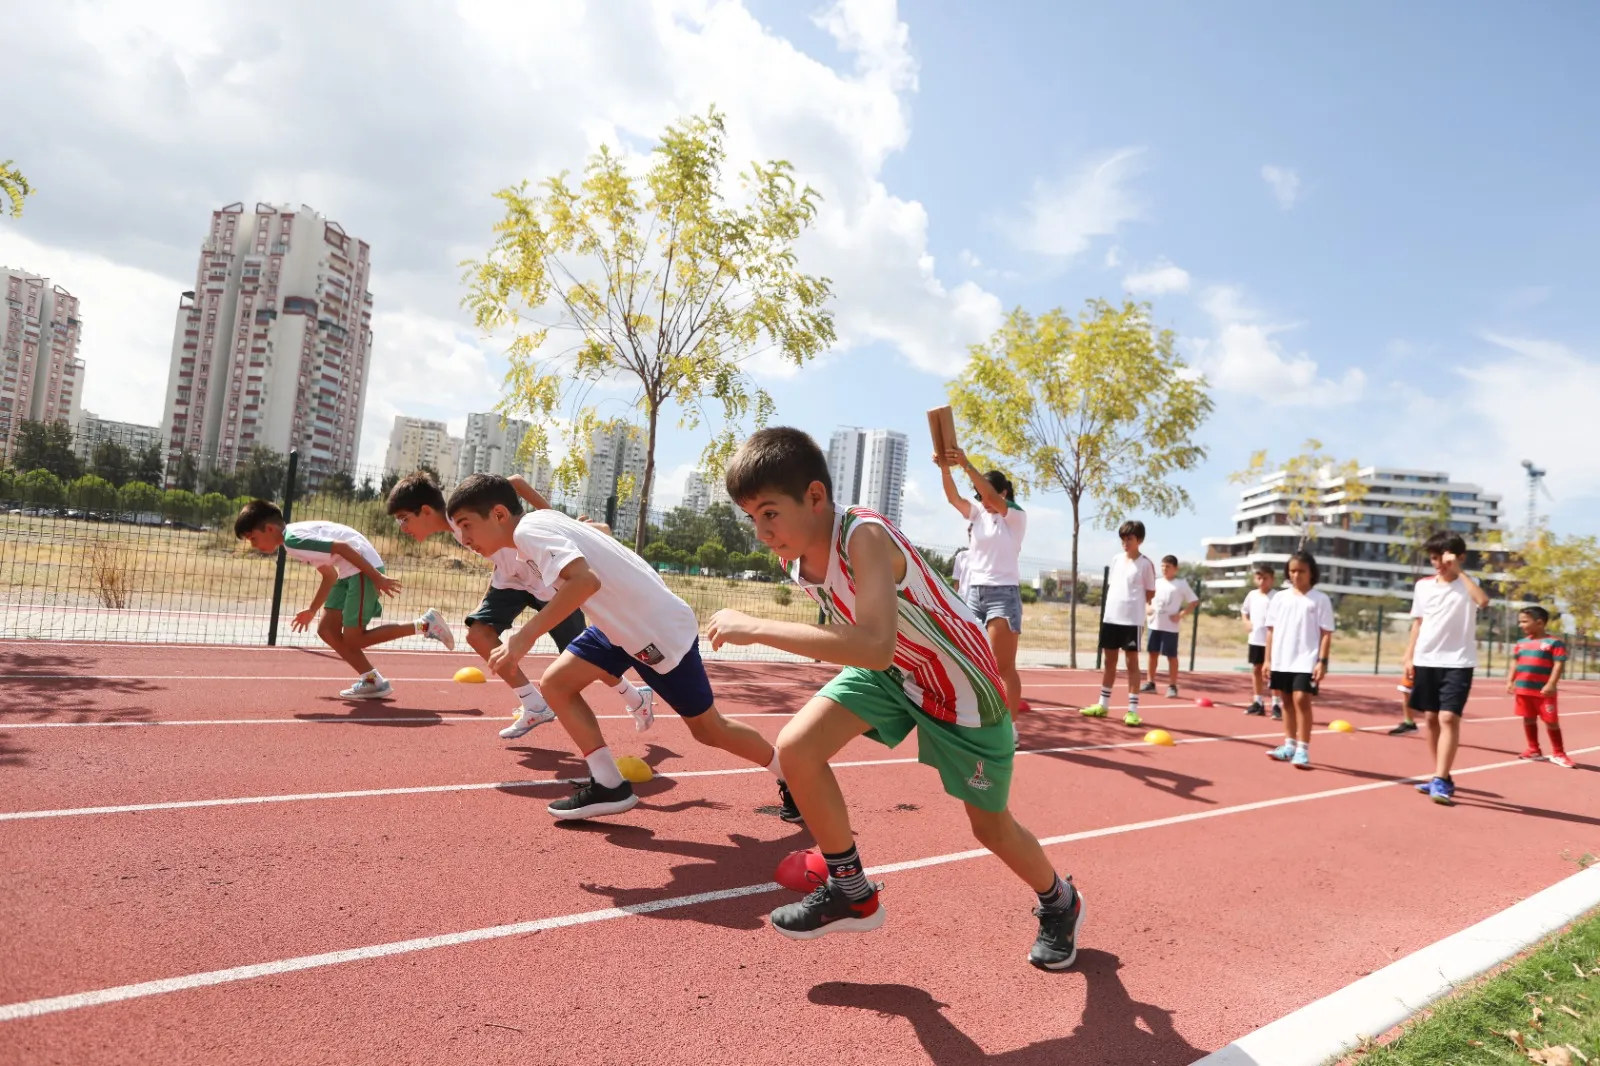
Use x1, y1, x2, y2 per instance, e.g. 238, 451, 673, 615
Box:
1520, 459, 1551, 536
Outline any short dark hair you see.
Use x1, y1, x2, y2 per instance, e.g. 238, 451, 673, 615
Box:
234, 499, 283, 538
1161, 554, 1178, 567
1425, 532, 1467, 558
1287, 549, 1320, 586
1253, 563, 1275, 577
1519, 605, 1551, 624
386, 472, 446, 516
1118, 520, 1146, 541
981, 470, 1015, 503
446, 473, 522, 519
725, 427, 831, 505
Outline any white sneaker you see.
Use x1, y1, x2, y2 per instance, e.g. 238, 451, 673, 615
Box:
627, 686, 656, 733
341, 677, 392, 700
418, 608, 456, 651
500, 705, 557, 739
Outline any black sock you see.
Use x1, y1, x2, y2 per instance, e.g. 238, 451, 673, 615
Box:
1036, 874, 1074, 913
823, 845, 873, 901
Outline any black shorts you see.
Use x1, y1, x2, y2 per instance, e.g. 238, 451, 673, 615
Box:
1269, 670, 1316, 694
465, 586, 586, 651
566, 627, 714, 718
1099, 622, 1140, 652
1247, 644, 1267, 666
1409, 666, 1473, 715
1146, 629, 1180, 657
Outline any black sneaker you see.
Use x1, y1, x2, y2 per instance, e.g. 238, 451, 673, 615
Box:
1029, 882, 1086, 971
770, 879, 885, 940
776, 780, 805, 823
1388, 721, 1418, 735
1138, 682, 1157, 694
1271, 705, 1283, 721
546, 779, 638, 820
1245, 701, 1266, 716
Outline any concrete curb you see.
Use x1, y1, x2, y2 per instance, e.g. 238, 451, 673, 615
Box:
1192, 863, 1600, 1066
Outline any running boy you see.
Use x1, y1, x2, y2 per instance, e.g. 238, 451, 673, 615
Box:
1143, 555, 1199, 699
1081, 521, 1157, 726
709, 427, 1082, 969
1263, 550, 1334, 770
1508, 606, 1574, 768
1239, 564, 1281, 718
385, 473, 653, 740
234, 500, 455, 698
1404, 532, 1490, 804
445, 474, 797, 822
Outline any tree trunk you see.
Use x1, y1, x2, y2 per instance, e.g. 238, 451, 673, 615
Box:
634, 403, 659, 553
1068, 495, 1081, 670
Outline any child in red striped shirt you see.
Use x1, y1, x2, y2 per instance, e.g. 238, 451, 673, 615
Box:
1507, 606, 1574, 768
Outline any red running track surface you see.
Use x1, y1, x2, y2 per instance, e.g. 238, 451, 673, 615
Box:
2, 642, 1596, 1065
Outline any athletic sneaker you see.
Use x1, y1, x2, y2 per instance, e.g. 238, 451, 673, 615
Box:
1549, 753, 1576, 769
340, 677, 392, 700
500, 705, 557, 739
1518, 747, 1546, 761
1429, 777, 1455, 805
418, 607, 456, 651
1245, 700, 1266, 717
1138, 682, 1156, 694
546, 779, 638, 820
1415, 777, 1438, 795
770, 880, 885, 940
1165, 685, 1179, 699
1271, 705, 1283, 721
1267, 743, 1294, 761
1388, 721, 1418, 735
776, 780, 804, 823
1291, 747, 1311, 770
627, 686, 656, 733
1123, 710, 1142, 727
1079, 703, 1109, 718
1029, 885, 1086, 971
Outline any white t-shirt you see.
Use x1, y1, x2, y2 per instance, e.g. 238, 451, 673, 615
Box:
1103, 553, 1158, 627
950, 548, 971, 599
964, 499, 1026, 587
511, 510, 699, 672
1410, 576, 1479, 668
1149, 576, 1199, 633
282, 521, 384, 579
450, 517, 543, 594
1265, 588, 1336, 673
1241, 588, 1275, 647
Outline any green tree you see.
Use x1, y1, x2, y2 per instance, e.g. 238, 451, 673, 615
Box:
68, 474, 118, 512
173, 450, 199, 492
703, 502, 755, 554
134, 443, 165, 487
90, 440, 131, 488
0, 467, 14, 502
240, 447, 288, 501
355, 475, 377, 502
12, 420, 81, 481
323, 470, 356, 501
695, 540, 728, 575
197, 492, 233, 525
118, 480, 163, 516
379, 471, 400, 499
1231, 439, 1367, 551
643, 541, 675, 567
199, 461, 239, 498
948, 300, 1213, 667
465, 106, 836, 551
1511, 534, 1600, 637
1, 159, 32, 218
1387, 491, 1456, 577
18, 468, 65, 507
162, 489, 200, 523
661, 504, 716, 554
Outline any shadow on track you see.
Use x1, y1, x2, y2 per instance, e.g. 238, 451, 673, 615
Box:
0, 648, 159, 736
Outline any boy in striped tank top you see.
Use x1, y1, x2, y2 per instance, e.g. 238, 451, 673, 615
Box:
709, 428, 1084, 970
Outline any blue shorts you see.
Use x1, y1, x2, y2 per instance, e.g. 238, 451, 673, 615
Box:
965, 584, 1023, 634
1146, 629, 1180, 657
564, 626, 715, 718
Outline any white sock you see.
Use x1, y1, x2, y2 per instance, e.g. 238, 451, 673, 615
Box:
764, 748, 784, 779
585, 746, 624, 789
614, 679, 643, 710
362, 669, 384, 683
1296, 740, 1308, 753
514, 682, 548, 713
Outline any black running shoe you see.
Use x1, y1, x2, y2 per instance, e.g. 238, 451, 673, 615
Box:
776, 780, 805, 823
1029, 883, 1086, 971
770, 879, 885, 940
546, 779, 638, 820
1138, 681, 1157, 694
1388, 721, 1418, 735
1245, 701, 1266, 716
1271, 705, 1283, 721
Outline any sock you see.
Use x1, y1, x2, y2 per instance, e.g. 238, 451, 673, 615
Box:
514, 682, 548, 713
362, 669, 383, 683
1036, 874, 1074, 914
1523, 717, 1542, 749
1548, 724, 1565, 756
413, 618, 425, 634
822, 845, 873, 901
1128, 693, 1140, 715
1098, 687, 1112, 707
764, 748, 784, 779
1295, 740, 1308, 753
614, 679, 644, 710
584, 746, 625, 789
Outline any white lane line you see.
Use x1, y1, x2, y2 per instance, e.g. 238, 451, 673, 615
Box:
3, 711, 1586, 822
2, 742, 1593, 1024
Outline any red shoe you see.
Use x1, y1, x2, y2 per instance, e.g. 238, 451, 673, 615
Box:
1518, 748, 1545, 761
1017, 699, 1032, 714
1549, 753, 1576, 769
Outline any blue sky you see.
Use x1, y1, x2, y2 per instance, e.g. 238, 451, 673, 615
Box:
2, 1, 1595, 569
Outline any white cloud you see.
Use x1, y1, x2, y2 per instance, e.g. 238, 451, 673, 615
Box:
958, 248, 981, 269
1103, 245, 1122, 269
1189, 285, 1365, 405
1260, 164, 1300, 210
1122, 258, 1190, 296
1013, 148, 1143, 259
1459, 335, 1600, 498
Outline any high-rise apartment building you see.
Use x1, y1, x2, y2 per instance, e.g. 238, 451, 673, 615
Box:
159, 203, 374, 485
683, 469, 734, 514
827, 426, 907, 526
1, 269, 85, 463
577, 423, 648, 539
455, 412, 549, 493
73, 411, 163, 464
384, 416, 458, 484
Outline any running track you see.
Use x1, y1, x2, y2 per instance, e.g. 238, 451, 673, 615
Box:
1, 642, 1595, 1066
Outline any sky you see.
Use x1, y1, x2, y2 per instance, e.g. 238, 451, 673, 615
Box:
3, 0, 1597, 569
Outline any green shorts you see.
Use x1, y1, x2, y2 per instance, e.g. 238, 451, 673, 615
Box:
819, 667, 1015, 812
324, 570, 384, 629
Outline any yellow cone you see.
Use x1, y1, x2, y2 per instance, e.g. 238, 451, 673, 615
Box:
1144, 729, 1175, 747
615, 756, 653, 783
1329, 719, 1354, 733
453, 666, 486, 684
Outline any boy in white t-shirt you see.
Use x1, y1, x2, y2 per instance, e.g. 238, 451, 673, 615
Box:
1080, 520, 1158, 727
385, 473, 652, 740
1239, 564, 1282, 718
1142, 555, 1199, 698
446, 474, 797, 823
1403, 532, 1490, 805
1263, 550, 1335, 770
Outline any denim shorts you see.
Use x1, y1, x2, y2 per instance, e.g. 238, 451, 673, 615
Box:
1146, 629, 1180, 658
965, 584, 1023, 634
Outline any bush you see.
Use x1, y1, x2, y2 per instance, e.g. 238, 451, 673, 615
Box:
118, 480, 163, 515
0, 467, 15, 502
68, 474, 118, 512
162, 488, 200, 523
773, 583, 793, 607
198, 492, 233, 525
18, 468, 65, 507
1019, 585, 1038, 605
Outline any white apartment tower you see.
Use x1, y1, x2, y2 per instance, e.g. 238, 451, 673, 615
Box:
827, 426, 907, 527
1, 269, 85, 462
683, 469, 735, 514
456, 412, 549, 493
384, 416, 457, 483
577, 423, 648, 539
74, 411, 163, 463
160, 203, 374, 484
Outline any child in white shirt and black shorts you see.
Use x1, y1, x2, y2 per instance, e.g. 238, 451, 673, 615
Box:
1080, 520, 1158, 727
1264, 550, 1335, 770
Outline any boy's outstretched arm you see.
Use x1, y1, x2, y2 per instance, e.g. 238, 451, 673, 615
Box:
329, 542, 401, 595
708, 524, 900, 670
295, 566, 339, 630
508, 475, 550, 511
488, 557, 600, 674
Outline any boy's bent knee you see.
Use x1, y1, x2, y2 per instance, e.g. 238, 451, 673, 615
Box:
965, 804, 1014, 843
465, 622, 500, 653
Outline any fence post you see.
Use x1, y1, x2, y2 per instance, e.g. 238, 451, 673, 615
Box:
605, 494, 618, 531
266, 449, 300, 647
1093, 566, 1110, 671
1188, 579, 1202, 673
1484, 611, 1495, 678
1373, 605, 1384, 674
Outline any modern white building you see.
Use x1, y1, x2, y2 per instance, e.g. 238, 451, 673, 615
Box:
74, 411, 163, 463
827, 426, 907, 527
576, 423, 649, 539
1201, 466, 1507, 601
159, 203, 374, 486
1, 269, 85, 463
383, 416, 458, 483
455, 412, 549, 492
